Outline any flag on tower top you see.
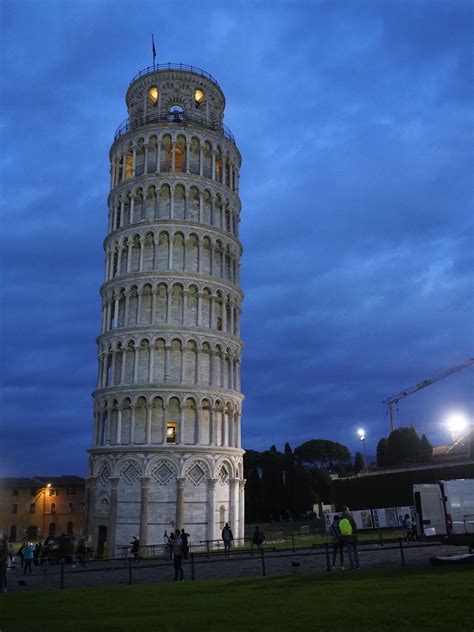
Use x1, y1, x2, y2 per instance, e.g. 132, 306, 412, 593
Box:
152, 34, 157, 63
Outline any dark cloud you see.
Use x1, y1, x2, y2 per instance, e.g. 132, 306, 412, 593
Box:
1, 0, 472, 475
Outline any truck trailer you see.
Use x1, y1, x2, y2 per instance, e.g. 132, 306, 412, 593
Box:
413, 479, 474, 548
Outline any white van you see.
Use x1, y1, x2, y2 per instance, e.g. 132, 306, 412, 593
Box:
413, 479, 474, 548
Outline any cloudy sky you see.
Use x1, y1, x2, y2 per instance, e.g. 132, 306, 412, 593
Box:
1, 0, 473, 476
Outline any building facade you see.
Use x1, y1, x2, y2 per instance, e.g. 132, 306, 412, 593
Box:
0, 476, 85, 542
87, 63, 245, 557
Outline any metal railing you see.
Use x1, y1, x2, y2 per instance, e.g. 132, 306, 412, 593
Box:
129, 63, 220, 88
114, 111, 235, 144
7, 538, 462, 592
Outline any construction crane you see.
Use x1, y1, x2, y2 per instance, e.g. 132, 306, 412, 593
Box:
383, 358, 474, 433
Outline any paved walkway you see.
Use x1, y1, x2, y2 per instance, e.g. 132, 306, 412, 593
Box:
3, 541, 463, 593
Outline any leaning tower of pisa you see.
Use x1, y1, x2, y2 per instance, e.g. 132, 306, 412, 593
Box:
86, 63, 244, 557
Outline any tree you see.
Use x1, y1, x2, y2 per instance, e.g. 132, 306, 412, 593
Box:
354, 452, 364, 474
378, 426, 433, 468
419, 434, 433, 463
376, 438, 388, 467
294, 439, 351, 469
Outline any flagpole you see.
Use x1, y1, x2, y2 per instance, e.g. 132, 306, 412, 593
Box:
152, 34, 156, 70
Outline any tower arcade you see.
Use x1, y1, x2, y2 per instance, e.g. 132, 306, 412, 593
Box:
86, 63, 245, 557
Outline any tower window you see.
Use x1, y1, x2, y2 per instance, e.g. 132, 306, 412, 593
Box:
51, 503, 56, 513
168, 105, 184, 121
125, 154, 133, 180
194, 89, 204, 107
148, 86, 159, 106
166, 423, 177, 444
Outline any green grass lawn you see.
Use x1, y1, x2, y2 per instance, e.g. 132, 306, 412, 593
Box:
1, 567, 473, 631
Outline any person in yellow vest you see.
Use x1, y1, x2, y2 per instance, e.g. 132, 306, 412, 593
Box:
339, 506, 360, 569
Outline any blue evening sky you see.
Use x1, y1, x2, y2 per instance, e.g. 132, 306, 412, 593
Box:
1, 0, 473, 475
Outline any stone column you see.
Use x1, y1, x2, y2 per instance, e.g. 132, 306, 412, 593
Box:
156, 141, 161, 173
139, 477, 150, 548
139, 237, 145, 271
130, 405, 136, 444
182, 290, 188, 325
126, 242, 133, 273
151, 287, 158, 323
133, 346, 139, 383
148, 345, 154, 383
107, 477, 120, 558
197, 292, 203, 326
179, 406, 185, 444
229, 478, 239, 543
85, 476, 97, 540
116, 407, 123, 445
175, 477, 186, 530
238, 479, 246, 541
209, 409, 215, 445
136, 289, 143, 326
171, 141, 176, 173
207, 478, 217, 544
120, 348, 127, 383
146, 403, 153, 444
124, 291, 130, 326
164, 345, 171, 382
109, 350, 116, 387
185, 141, 190, 173
144, 144, 149, 174
199, 147, 204, 177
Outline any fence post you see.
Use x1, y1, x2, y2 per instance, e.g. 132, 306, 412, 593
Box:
398, 538, 406, 567
60, 560, 65, 589
191, 552, 195, 581
128, 556, 133, 584
324, 543, 331, 572
291, 534, 295, 553
260, 547, 266, 576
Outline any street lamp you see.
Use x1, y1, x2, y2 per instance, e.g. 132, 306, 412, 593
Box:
446, 412, 468, 437
357, 428, 368, 471
43, 483, 51, 538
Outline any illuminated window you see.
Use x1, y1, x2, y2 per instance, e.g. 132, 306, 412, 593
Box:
166, 423, 177, 444
168, 104, 184, 121
148, 86, 159, 106
49, 488, 58, 497
125, 154, 133, 180
194, 89, 204, 107
51, 503, 56, 513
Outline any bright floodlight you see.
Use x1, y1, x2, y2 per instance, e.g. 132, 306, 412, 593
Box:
447, 413, 468, 434
357, 428, 365, 438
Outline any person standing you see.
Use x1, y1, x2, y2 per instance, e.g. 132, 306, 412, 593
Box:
130, 536, 140, 561
0, 537, 8, 593
252, 526, 265, 550
23, 542, 34, 575
76, 540, 87, 567
403, 514, 413, 542
339, 506, 360, 570
180, 529, 190, 560
330, 515, 344, 570
222, 523, 234, 557
172, 529, 184, 581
